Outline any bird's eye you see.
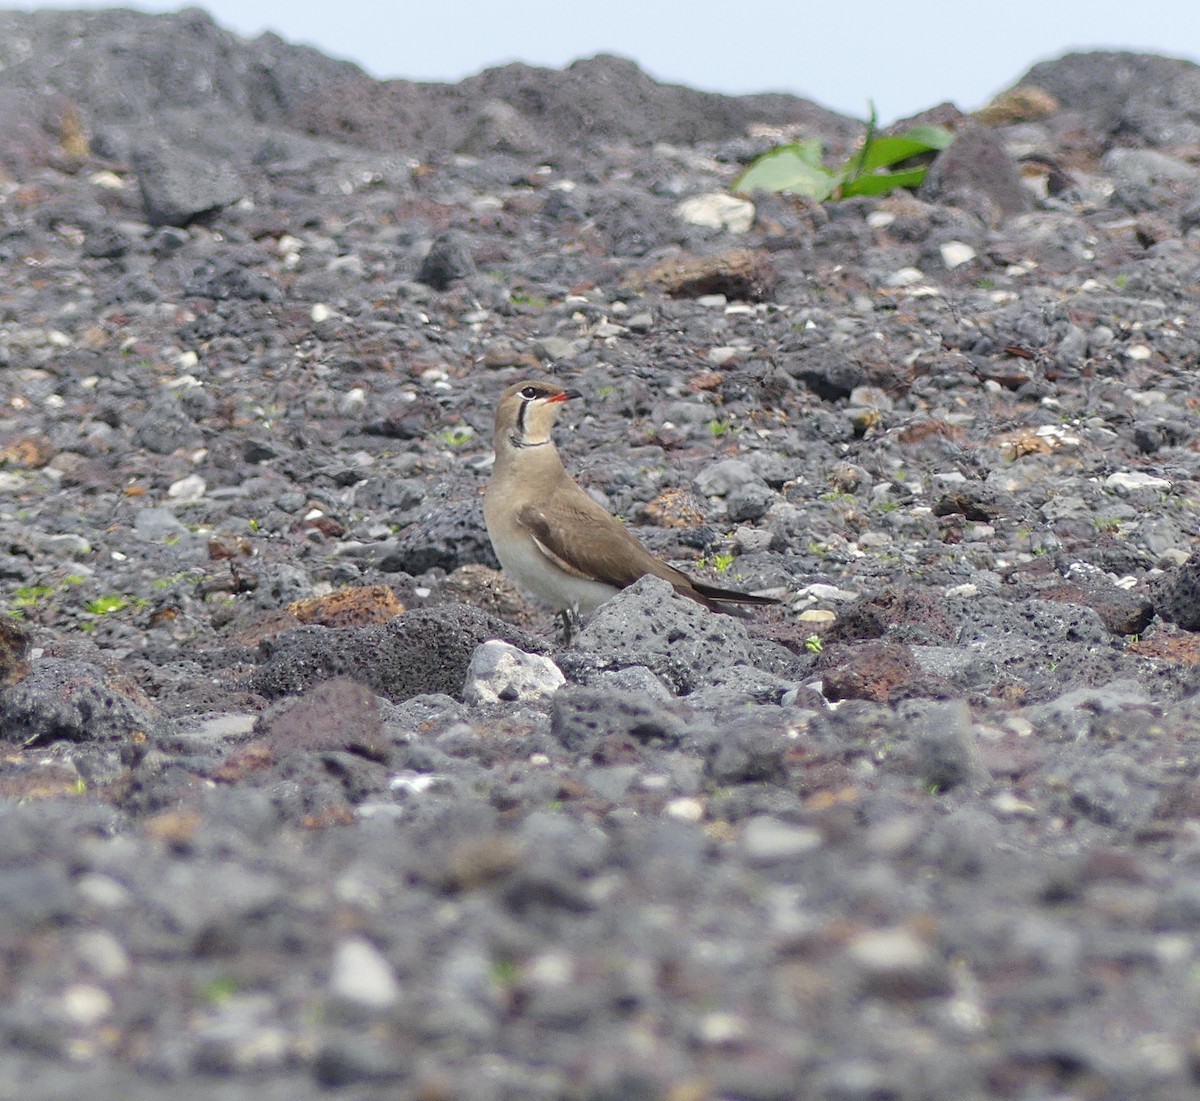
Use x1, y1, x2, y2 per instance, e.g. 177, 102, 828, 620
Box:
519, 386, 539, 399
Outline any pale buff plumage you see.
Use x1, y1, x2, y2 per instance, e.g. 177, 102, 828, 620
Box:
483, 380, 779, 617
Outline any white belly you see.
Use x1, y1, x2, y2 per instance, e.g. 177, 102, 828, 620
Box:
491, 530, 619, 615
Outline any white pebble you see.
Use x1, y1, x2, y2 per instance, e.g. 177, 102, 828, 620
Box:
329, 938, 400, 1010
665, 797, 704, 822
167, 474, 206, 503
675, 193, 755, 234
940, 241, 976, 268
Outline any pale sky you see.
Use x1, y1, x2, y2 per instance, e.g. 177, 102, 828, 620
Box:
19, 0, 1200, 122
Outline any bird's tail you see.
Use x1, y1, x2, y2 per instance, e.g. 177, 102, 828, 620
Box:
689, 579, 781, 609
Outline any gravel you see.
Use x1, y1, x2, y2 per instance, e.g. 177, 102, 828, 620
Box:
2, 9, 1200, 1099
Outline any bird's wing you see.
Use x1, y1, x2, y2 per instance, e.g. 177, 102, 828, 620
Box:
516, 497, 685, 591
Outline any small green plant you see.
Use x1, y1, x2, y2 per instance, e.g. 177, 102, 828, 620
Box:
819, 490, 855, 503
733, 104, 953, 201
1095, 517, 1122, 535
85, 594, 148, 616
708, 418, 735, 438
804, 635, 823, 655
197, 977, 240, 1004
712, 553, 735, 574
438, 426, 476, 448
152, 571, 194, 590
1114, 273, 1130, 290
490, 958, 520, 987
509, 290, 548, 308
73, 777, 88, 794
11, 584, 55, 608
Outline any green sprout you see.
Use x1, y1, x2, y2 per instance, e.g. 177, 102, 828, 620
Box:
490, 958, 520, 987
438, 426, 476, 448
85, 594, 148, 616
196, 977, 240, 1004
804, 635, 823, 655
11, 584, 55, 608
733, 103, 953, 202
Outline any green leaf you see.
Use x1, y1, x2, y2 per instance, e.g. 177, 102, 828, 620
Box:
849, 128, 953, 177
730, 111, 954, 203
845, 101, 879, 184
898, 124, 955, 150
733, 140, 836, 200
852, 134, 938, 173
840, 165, 931, 198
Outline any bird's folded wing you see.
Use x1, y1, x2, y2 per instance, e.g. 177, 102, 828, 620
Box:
517, 502, 664, 589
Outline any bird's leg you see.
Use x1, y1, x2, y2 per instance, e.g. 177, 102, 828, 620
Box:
554, 606, 581, 646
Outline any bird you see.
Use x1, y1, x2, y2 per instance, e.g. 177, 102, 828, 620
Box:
483, 379, 779, 634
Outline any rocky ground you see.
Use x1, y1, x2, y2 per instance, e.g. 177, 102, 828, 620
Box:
3, 8, 1200, 1099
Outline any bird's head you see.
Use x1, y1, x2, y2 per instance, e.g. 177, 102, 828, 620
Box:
495, 380, 581, 450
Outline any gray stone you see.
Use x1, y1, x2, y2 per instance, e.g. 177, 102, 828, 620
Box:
416, 230, 476, 290
741, 816, 823, 864
919, 124, 1031, 219
725, 480, 776, 522
694, 458, 762, 497
463, 640, 565, 705
134, 507, 190, 541
0, 659, 162, 745
132, 139, 243, 227
699, 714, 788, 784
569, 576, 758, 694
551, 685, 686, 751
906, 699, 990, 793
1102, 148, 1200, 191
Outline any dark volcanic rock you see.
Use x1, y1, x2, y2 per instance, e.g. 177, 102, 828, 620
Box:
1020, 51, 1200, 148
550, 686, 686, 752
919, 124, 1032, 219
1151, 557, 1200, 631
416, 230, 477, 290
132, 140, 244, 227
252, 606, 547, 701
0, 659, 162, 744
0, 7, 367, 163
564, 576, 763, 696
